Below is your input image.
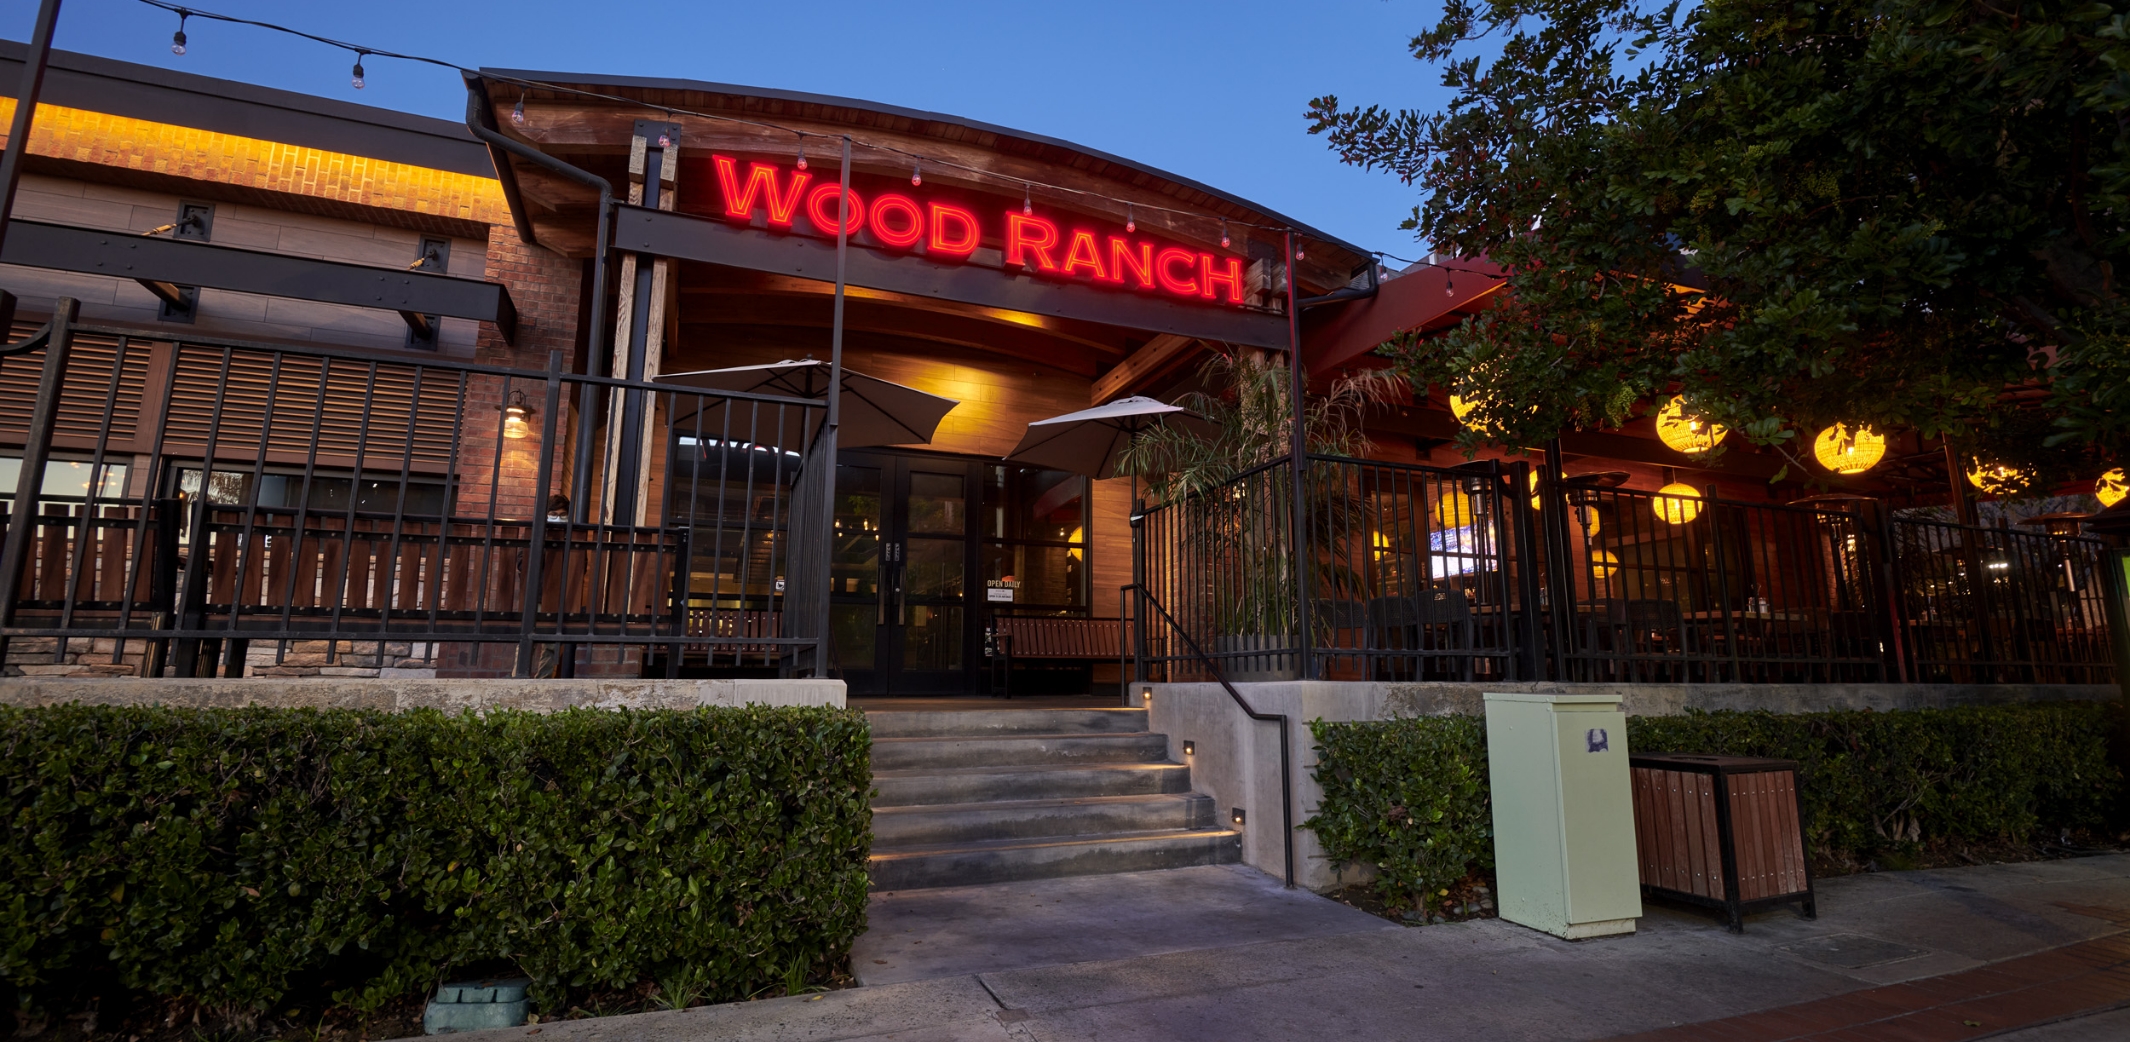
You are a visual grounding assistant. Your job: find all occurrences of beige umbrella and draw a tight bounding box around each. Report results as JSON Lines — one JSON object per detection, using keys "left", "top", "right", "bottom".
{"left": 659, "top": 359, "right": 959, "bottom": 450}
{"left": 1004, "top": 396, "right": 1213, "bottom": 479}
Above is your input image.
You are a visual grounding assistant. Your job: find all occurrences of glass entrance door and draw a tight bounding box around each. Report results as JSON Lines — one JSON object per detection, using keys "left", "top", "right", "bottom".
{"left": 830, "top": 451, "right": 979, "bottom": 694}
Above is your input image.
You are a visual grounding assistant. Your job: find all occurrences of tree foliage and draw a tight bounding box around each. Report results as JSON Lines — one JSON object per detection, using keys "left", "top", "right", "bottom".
{"left": 1308, "top": 0, "right": 2130, "bottom": 483}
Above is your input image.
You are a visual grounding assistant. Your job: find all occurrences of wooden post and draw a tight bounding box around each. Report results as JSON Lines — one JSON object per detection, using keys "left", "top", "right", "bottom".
{"left": 604, "top": 120, "right": 680, "bottom": 526}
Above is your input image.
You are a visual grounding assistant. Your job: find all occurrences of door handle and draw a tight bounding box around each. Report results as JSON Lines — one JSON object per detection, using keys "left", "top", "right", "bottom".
{"left": 880, "top": 541, "right": 902, "bottom": 626}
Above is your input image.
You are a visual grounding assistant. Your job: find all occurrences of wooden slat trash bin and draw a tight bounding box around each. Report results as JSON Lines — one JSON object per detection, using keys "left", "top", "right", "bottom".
{"left": 1628, "top": 754, "right": 1817, "bottom": 932}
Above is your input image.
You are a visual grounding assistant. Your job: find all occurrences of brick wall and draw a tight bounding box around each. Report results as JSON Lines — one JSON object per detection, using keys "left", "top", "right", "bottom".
{"left": 437, "top": 227, "right": 594, "bottom": 678}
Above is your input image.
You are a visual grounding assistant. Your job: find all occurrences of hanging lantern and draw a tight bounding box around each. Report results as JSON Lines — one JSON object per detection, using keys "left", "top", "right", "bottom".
{"left": 2097, "top": 468, "right": 2127, "bottom": 508}
{"left": 1433, "top": 489, "right": 1475, "bottom": 528}
{"left": 1655, "top": 396, "right": 1726, "bottom": 455}
{"left": 1813, "top": 424, "right": 1886, "bottom": 475}
{"left": 1448, "top": 393, "right": 1484, "bottom": 433}
{"left": 1588, "top": 548, "right": 1619, "bottom": 580}
{"left": 1966, "top": 460, "right": 2030, "bottom": 496}
{"left": 1528, "top": 470, "right": 1542, "bottom": 510}
{"left": 1653, "top": 482, "right": 1703, "bottom": 524}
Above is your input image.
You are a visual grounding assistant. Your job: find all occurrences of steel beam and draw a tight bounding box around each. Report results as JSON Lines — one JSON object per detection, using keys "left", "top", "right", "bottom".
{"left": 1, "top": 220, "right": 518, "bottom": 342}
{"left": 609, "top": 203, "right": 1292, "bottom": 350}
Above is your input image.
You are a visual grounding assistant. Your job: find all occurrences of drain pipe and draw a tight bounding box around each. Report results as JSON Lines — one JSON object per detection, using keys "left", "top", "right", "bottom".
{"left": 462, "top": 74, "right": 613, "bottom": 523}
{"left": 1133, "top": 583, "right": 1296, "bottom": 889}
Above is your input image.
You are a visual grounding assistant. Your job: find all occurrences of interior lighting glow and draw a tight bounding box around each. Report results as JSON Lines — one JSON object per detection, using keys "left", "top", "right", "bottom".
{"left": 1813, "top": 424, "right": 1886, "bottom": 475}
{"left": 1655, "top": 396, "right": 1726, "bottom": 455}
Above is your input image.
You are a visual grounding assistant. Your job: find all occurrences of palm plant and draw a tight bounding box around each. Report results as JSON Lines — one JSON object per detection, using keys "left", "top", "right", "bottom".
{"left": 1119, "top": 351, "right": 1403, "bottom": 651}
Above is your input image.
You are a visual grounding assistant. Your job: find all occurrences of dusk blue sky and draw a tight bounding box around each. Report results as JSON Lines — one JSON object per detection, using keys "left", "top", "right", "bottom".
{"left": 4, "top": 0, "right": 1456, "bottom": 255}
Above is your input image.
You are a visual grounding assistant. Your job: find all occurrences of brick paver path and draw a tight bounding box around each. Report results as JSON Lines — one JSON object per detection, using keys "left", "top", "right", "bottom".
{"left": 1606, "top": 905, "right": 2130, "bottom": 1041}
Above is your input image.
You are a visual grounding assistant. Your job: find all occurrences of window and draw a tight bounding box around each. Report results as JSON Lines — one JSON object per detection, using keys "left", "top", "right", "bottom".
{"left": 982, "top": 464, "right": 1088, "bottom": 614}
{"left": 0, "top": 458, "right": 129, "bottom": 501}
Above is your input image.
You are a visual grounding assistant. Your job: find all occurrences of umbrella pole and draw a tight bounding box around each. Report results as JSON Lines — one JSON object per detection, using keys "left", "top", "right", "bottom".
{"left": 812, "top": 136, "right": 852, "bottom": 679}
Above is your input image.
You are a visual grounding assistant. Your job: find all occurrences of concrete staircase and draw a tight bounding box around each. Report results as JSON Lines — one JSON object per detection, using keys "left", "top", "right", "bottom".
{"left": 867, "top": 706, "right": 1241, "bottom": 890}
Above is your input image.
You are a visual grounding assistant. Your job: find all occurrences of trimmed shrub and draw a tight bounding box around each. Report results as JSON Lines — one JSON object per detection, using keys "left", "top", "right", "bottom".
{"left": 1308, "top": 702, "right": 2123, "bottom": 910}
{"left": 0, "top": 703, "right": 871, "bottom": 1015}
{"left": 1307, "top": 714, "right": 1491, "bottom": 911}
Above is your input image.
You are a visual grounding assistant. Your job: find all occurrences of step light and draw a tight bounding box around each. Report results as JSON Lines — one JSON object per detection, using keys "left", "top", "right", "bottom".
{"left": 1231, "top": 808, "right": 1245, "bottom": 826}
{"left": 1182, "top": 740, "right": 1194, "bottom": 756}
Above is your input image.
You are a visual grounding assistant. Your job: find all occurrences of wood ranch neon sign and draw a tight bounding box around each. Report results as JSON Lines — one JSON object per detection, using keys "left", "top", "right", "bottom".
{"left": 712, "top": 155, "right": 1249, "bottom": 307}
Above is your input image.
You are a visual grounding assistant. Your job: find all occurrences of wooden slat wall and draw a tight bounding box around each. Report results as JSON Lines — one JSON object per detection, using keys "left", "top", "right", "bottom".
{"left": 1632, "top": 766, "right": 1724, "bottom": 899}
{"left": 1729, "top": 770, "right": 1810, "bottom": 901}
{"left": 0, "top": 325, "right": 151, "bottom": 450}
{"left": 162, "top": 346, "right": 461, "bottom": 468}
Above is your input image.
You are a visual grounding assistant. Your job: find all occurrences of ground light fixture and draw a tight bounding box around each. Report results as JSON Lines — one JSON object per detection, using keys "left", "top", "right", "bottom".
{"left": 1813, "top": 424, "right": 1886, "bottom": 475}
{"left": 1231, "top": 808, "right": 1245, "bottom": 825}
{"left": 2098, "top": 468, "right": 2127, "bottom": 508}
{"left": 1655, "top": 396, "right": 1727, "bottom": 455}
{"left": 1182, "top": 740, "right": 1194, "bottom": 756}
{"left": 1654, "top": 483, "right": 1704, "bottom": 525}
{"left": 499, "top": 390, "right": 535, "bottom": 440}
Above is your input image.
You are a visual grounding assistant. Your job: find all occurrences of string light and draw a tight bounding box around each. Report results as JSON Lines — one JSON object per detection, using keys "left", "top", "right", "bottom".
{"left": 657, "top": 130, "right": 671, "bottom": 148}
{"left": 1446, "top": 268, "right": 1456, "bottom": 297}
{"left": 128, "top": 0, "right": 1324, "bottom": 258}
{"left": 510, "top": 91, "right": 526, "bottom": 127}
{"left": 1126, "top": 204, "right": 1135, "bottom": 234}
{"left": 911, "top": 162, "right": 922, "bottom": 187}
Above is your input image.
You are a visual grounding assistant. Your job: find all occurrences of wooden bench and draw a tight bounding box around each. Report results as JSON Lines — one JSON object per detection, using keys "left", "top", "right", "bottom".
{"left": 988, "top": 615, "right": 1122, "bottom": 697}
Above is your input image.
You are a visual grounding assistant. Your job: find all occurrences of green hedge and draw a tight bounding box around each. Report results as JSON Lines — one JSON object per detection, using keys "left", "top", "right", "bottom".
{"left": 1308, "top": 702, "right": 2124, "bottom": 911}
{"left": 0, "top": 703, "right": 872, "bottom": 1015}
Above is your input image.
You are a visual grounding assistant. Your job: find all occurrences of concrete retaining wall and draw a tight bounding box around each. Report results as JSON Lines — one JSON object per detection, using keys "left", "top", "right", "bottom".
{"left": 0, "top": 677, "right": 846, "bottom": 712}
{"left": 1138, "top": 680, "right": 2123, "bottom": 892}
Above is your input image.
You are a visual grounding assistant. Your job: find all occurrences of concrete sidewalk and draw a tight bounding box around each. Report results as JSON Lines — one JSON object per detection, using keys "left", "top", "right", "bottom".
{"left": 420, "top": 854, "right": 2130, "bottom": 1041}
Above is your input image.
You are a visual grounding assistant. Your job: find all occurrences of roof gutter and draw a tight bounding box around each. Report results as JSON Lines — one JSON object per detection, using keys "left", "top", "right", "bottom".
{"left": 1298, "top": 261, "right": 1380, "bottom": 309}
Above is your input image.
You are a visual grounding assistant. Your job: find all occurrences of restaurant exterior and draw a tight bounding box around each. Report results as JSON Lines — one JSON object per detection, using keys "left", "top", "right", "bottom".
{"left": 0, "top": 43, "right": 2125, "bottom": 695}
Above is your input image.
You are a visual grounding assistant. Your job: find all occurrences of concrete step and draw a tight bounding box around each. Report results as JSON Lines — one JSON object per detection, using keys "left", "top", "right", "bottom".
{"left": 872, "top": 762, "right": 1193, "bottom": 806}
{"left": 865, "top": 707, "right": 1146, "bottom": 739}
{"left": 871, "top": 793, "right": 1215, "bottom": 846}
{"left": 868, "top": 828, "right": 1242, "bottom": 890}
{"left": 871, "top": 731, "right": 1171, "bottom": 771}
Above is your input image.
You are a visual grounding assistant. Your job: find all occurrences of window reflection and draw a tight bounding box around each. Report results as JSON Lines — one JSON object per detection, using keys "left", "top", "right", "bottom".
{"left": 982, "top": 464, "right": 1088, "bottom": 613}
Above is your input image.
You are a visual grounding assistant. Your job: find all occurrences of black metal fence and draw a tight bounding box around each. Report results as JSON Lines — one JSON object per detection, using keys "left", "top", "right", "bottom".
{"left": 1133, "top": 454, "right": 2120, "bottom": 686}
{"left": 0, "top": 303, "right": 830, "bottom": 678}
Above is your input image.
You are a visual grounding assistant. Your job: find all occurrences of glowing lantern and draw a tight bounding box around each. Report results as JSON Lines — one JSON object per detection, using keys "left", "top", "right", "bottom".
{"left": 1433, "top": 489, "right": 1475, "bottom": 528}
{"left": 2097, "top": 468, "right": 2127, "bottom": 508}
{"left": 1653, "top": 482, "right": 1704, "bottom": 524}
{"left": 1966, "top": 461, "right": 2030, "bottom": 496}
{"left": 1448, "top": 393, "right": 1487, "bottom": 433}
{"left": 1813, "top": 424, "right": 1886, "bottom": 475}
{"left": 1527, "top": 470, "right": 1541, "bottom": 510}
{"left": 1655, "top": 396, "right": 1726, "bottom": 455}
{"left": 1588, "top": 548, "right": 1619, "bottom": 579}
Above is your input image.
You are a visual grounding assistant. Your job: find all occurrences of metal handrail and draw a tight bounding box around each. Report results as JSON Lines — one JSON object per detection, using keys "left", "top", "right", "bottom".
{"left": 1129, "top": 580, "right": 1295, "bottom": 889}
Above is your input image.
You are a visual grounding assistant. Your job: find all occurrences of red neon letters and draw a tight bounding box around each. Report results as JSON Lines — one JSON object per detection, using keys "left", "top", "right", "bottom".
{"left": 929, "top": 203, "right": 980, "bottom": 257}
{"left": 715, "top": 156, "right": 810, "bottom": 227}
{"left": 710, "top": 153, "right": 1248, "bottom": 307}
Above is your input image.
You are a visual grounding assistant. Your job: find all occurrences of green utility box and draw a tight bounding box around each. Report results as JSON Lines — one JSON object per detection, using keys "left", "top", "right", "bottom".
{"left": 1484, "top": 692, "right": 1642, "bottom": 939}
{"left": 424, "top": 978, "right": 530, "bottom": 1034}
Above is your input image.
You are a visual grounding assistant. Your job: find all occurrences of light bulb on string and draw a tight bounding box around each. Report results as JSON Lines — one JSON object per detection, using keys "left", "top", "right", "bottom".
{"left": 795, "top": 141, "right": 807, "bottom": 171}
{"left": 1446, "top": 266, "right": 1456, "bottom": 297}
{"left": 171, "top": 10, "right": 188, "bottom": 55}
{"left": 1295, "top": 241, "right": 1306, "bottom": 260}
{"left": 657, "top": 130, "right": 671, "bottom": 148}
{"left": 350, "top": 52, "right": 366, "bottom": 90}
{"left": 910, "top": 162, "right": 922, "bottom": 187}
{"left": 1023, "top": 183, "right": 1032, "bottom": 216}
{"left": 510, "top": 92, "right": 526, "bottom": 127}
{"left": 1126, "top": 204, "right": 1135, "bottom": 234}
{"left": 1219, "top": 219, "right": 1230, "bottom": 249}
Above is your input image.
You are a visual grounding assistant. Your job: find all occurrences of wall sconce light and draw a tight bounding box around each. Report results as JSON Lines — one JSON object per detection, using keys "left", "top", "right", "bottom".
{"left": 1182, "top": 740, "right": 1195, "bottom": 756}
{"left": 500, "top": 389, "right": 534, "bottom": 440}
{"left": 1231, "top": 808, "right": 1245, "bottom": 826}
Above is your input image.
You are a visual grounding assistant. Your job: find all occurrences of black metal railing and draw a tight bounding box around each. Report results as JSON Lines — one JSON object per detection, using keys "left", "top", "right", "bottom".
{"left": 1133, "top": 454, "right": 2118, "bottom": 686}
{"left": 0, "top": 303, "right": 831, "bottom": 678}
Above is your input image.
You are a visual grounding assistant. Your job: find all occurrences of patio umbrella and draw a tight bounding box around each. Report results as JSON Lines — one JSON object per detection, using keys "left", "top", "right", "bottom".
{"left": 1003, "top": 396, "right": 1214, "bottom": 480}
{"left": 659, "top": 359, "right": 959, "bottom": 450}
